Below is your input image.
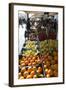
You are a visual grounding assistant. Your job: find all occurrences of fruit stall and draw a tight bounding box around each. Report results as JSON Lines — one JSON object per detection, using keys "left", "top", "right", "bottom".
{"left": 18, "top": 12, "right": 58, "bottom": 79}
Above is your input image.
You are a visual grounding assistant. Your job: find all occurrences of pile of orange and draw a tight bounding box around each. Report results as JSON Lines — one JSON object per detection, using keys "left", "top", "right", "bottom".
{"left": 19, "top": 55, "right": 41, "bottom": 67}
{"left": 42, "top": 50, "right": 58, "bottom": 77}
{"left": 18, "top": 65, "right": 43, "bottom": 79}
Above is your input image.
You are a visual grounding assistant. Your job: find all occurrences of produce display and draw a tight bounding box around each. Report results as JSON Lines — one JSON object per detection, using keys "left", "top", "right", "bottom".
{"left": 39, "top": 40, "right": 58, "bottom": 55}
{"left": 18, "top": 40, "right": 58, "bottom": 79}
{"left": 40, "top": 50, "right": 58, "bottom": 77}
{"left": 25, "top": 41, "right": 37, "bottom": 49}
{"left": 18, "top": 12, "right": 58, "bottom": 79}
{"left": 22, "top": 40, "right": 39, "bottom": 56}
{"left": 22, "top": 49, "right": 38, "bottom": 56}
{"left": 19, "top": 55, "right": 44, "bottom": 79}
{"left": 39, "top": 40, "right": 58, "bottom": 77}
{"left": 19, "top": 65, "right": 44, "bottom": 79}
{"left": 19, "top": 55, "right": 41, "bottom": 66}
{"left": 38, "top": 31, "right": 47, "bottom": 41}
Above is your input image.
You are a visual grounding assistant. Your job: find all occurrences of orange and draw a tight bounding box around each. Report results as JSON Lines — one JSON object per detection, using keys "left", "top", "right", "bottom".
{"left": 28, "top": 63, "right": 32, "bottom": 66}
{"left": 37, "top": 69, "right": 42, "bottom": 74}
{"left": 35, "top": 59, "right": 38, "bottom": 63}
{"left": 20, "top": 76, "right": 24, "bottom": 79}
{"left": 30, "top": 60, "right": 34, "bottom": 63}
{"left": 46, "top": 61, "right": 50, "bottom": 67}
{"left": 48, "top": 56, "right": 52, "bottom": 60}
{"left": 53, "top": 64, "right": 58, "bottom": 70}
{"left": 53, "top": 70, "right": 58, "bottom": 77}
{"left": 54, "top": 55, "right": 58, "bottom": 61}
{"left": 28, "top": 57, "right": 31, "bottom": 60}
{"left": 33, "top": 66, "right": 36, "bottom": 70}
{"left": 47, "top": 69, "right": 53, "bottom": 76}
{"left": 28, "top": 67, "right": 33, "bottom": 73}
{"left": 23, "top": 71, "right": 29, "bottom": 78}
{"left": 51, "top": 60, "right": 56, "bottom": 64}
{"left": 44, "top": 53, "right": 49, "bottom": 58}
{"left": 44, "top": 65, "right": 47, "bottom": 68}
{"left": 29, "top": 55, "right": 32, "bottom": 59}
{"left": 22, "top": 56, "right": 25, "bottom": 60}
{"left": 46, "top": 74, "right": 50, "bottom": 78}
{"left": 38, "top": 67, "right": 42, "bottom": 71}
{"left": 20, "top": 60, "right": 24, "bottom": 65}
{"left": 33, "top": 75, "right": 37, "bottom": 78}
{"left": 37, "top": 59, "right": 41, "bottom": 64}
{"left": 32, "top": 56, "right": 36, "bottom": 60}
{"left": 26, "top": 75, "right": 32, "bottom": 79}
{"left": 21, "top": 67, "right": 26, "bottom": 72}
{"left": 45, "top": 58, "right": 48, "bottom": 61}
{"left": 30, "top": 71, "right": 35, "bottom": 76}
{"left": 51, "top": 65, "right": 54, "bottom": 69}
{"left": 32, "top": 62, "right": 36, "bottom": 65}
{"left": 21, "top": 62, "right": 25, "bottom": 66}
{"left": 45, "top": 68, "right": 48, "bottom": 73}
{"left": 23, "top": 58, "right": 27, "bottom": 61}
{"left": 18, "top": 72, "right": 21, "bottom": 78}
{"left": 25, "top": 60, "right": 29, "bottom": 65}
{"left": 53, "top": 51, "right": 57, "bottom": 56}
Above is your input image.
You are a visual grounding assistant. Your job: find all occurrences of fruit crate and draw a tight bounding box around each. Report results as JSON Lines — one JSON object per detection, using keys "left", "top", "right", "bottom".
{"left": 19, "top": 39, "right": 58, "bottom": 78}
